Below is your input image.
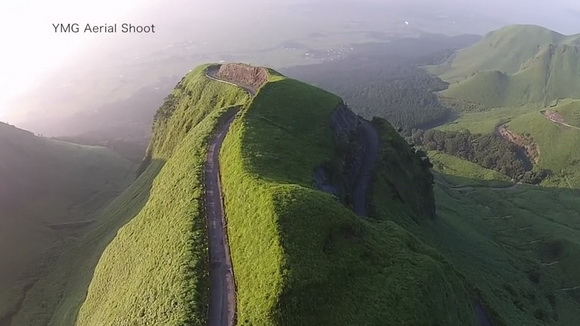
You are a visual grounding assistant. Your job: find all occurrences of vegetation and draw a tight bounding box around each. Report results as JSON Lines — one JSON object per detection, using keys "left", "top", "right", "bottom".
{"left": 219, "top": 73, "right": 479, "bottom": 325}
{"left": 8, "top": 65, "right": 249, "bottom": 325}
{"left": 0, "top": 122, "right": 133, "bottom": 324}
{"left": 281, "top": 36, "right": 483, "bottom": 130}
{"left": 428, "top": 151, "right": 512, "bottom": 187}
{"left": 430, "top": 25, "right": 580, "bottom": 108}
{"left": 429, "top": 24, "right": 580, "bottom": 82}
{"left": 551, "top": 99, "right": 580, "bottom": 128}
{"left": 413, "top": 129, "right": 534, "bottom": 181}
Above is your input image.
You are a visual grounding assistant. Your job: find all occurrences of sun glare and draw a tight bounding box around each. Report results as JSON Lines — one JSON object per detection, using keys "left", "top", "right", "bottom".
{"left": 0, "top": 0, "right": 144, "bottom": 118}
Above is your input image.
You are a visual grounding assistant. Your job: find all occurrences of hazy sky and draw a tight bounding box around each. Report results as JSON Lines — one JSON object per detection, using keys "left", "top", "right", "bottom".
{"left": 0, "top": 0, "right": 148, "bottom": 116}
{"left": 1, "top": 0, "right": 580, "bottom": 118}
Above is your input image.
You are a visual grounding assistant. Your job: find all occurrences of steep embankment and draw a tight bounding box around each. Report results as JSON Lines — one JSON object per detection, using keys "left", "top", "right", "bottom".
{"left": 74, "top": 66, "right": 251, "bottom": 326}
{"left": 0, "top": 122, "right": 132, "bottom": 324}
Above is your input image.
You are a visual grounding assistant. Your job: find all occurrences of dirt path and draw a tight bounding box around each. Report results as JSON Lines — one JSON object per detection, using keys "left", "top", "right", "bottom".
{"left": 204, "top": 65, "right": 257, "bottom": 326}
{"left": 352, "top": 120, "right": 380, "bottom": 216}
{"left": 540, "top": 110, "right": 580, "bottom": 131}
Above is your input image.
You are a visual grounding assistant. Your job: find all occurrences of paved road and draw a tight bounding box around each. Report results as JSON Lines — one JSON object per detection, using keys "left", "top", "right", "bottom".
{"left": 205, "top": 109, "right": 239, "bottom": 326}
{"left": 352, "top": 119, "right": 380, "bottom": 216}
{"left": 204, "top": 65, "right": 256, "bottom": 326}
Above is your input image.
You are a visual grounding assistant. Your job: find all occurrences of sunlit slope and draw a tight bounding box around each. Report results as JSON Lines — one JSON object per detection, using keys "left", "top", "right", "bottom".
{"left": 441, "top": 43, "right": 580, "bottom": 107}
{"left": 0, "top": 122, "right": 132, "bottom": 323}
{"left": 9, "top": 65, "right": 250, "bottom": 326}
{"left": 551, "top": 99, "right": 580, "bottom": 128}
{"left": 76, "top": 64, "right": 480, "bottom": 325}
{"left": 507, "top": 111, "right": 580, "bottom": 188}
{"left": 430, "top": 25, "right": 580, "bottom": 82}
{"left": 219, "top": 75, "right": 477, "bottom": 325}
{"left": 72, "top": 66, "right": 250, "bottom": 326}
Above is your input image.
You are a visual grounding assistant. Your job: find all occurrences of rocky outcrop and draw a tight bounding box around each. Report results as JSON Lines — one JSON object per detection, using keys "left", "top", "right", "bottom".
{"left": 314, "top": 104, "right": 369, "bottom": 207}
{"left": 216, "top": 63, "right": 268, "bottom": 90}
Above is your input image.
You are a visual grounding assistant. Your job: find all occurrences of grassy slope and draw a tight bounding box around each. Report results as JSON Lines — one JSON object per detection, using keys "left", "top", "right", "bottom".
{"left": 10, "top": 65, "right": 249, "bottom": 326}
{"left": 552, "top": 98, "right": 580, "bottom": 128}
{"left": 0, "top": 122, "right": 132, "bottom": 322}
{"left": 428, "top": 151, "right": 511, "bottom": 186}
{"left": 507, "top": 112, "right": 580, "bottom": 188}
{"left": 424, "top": 110, "right": 580, "bottom": 324}
{"left": 441, "top": 43, "right": 580, "bottom": 108}
{"left": 220, "top": 75, "right": 477, "bottom": 325}
{"left": 423, "top": 173, "right": 580, "bottom": 325}
{"left": 74, "top": 65, "right": 250, "bottom": 326}
{"left": 431, "top": 25, "right": 580, "bottom": 82}
{"left": 430, "top": 25, "right": 580, "bottom": 108}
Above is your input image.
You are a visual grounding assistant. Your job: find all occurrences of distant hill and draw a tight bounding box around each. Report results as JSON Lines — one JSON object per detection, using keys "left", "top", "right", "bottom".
{"left": 0, "top": 122, "right": 132, "bottom": 323}
{"left": 429, "top": 25, "right": 580, "bottom": 107}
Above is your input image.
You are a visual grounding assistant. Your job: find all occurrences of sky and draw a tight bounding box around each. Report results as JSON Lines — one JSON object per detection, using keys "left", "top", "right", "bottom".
{"left": 0, "top": 0, "right": 148, "bottom": 117}
{"left": 1, "top": 0, "right": 580, "bottom": 119}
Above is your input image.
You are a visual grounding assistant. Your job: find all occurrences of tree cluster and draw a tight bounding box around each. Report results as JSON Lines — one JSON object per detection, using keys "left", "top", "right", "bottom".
{"left": 413, "top": 129, "right": 529, "bottom": 180}
{"left": 283, "top": 44, "right": 453, "bottom": 130}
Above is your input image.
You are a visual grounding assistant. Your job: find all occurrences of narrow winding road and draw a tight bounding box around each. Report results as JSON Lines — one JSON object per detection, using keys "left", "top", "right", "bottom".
{"left": 352, "top": 120, "right": 380, "bottom": 216}
{"left": 205, "top": 110, "right": 238, "bottom": 326}
{"left": 204, "top": 65, "right": 256, "bottom": 326}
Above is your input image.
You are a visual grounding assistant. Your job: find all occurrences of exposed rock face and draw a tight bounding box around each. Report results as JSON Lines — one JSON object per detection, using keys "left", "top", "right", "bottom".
{"left": 314, "top": 104, "right": 367, "bottom": 205}
{"left": 329, "top": 104, "right": 367, "bottom": 193}
{"left": 497, "top": 124, "right": 540, "bottom": 164}
{"left": 216, "top": 63, "right": 268, "bottom": 90}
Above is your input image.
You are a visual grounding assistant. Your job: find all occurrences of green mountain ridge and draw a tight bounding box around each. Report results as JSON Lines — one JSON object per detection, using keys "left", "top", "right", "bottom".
{"left": 6, "top": 64, "right": 492, "bottom": 325}
{"left": 7, "top": 57, "right": 580, "bottom": 326}
{"left": 429, "top": 25, "right": 580, "bottom": 108}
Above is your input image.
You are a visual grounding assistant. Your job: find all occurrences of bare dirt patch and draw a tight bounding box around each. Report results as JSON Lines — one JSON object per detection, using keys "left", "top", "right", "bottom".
{"left": 216, "top": 63, "right": 269, "bottom": 91}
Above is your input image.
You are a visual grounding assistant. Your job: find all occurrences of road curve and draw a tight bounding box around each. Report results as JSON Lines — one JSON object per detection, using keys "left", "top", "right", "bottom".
{"left": 204, "top": 65, "right": 257, "bottom": 326}
{"left": 352, "top": 120, "right": 380, "bottom": 216}
{"left": 205, "top": 109, "right": 239, "bottom": 326}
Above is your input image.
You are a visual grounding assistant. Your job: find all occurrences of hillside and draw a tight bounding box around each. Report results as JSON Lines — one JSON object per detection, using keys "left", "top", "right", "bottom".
{"left": 11, "top": 59, "right": 580, "bottom": 325}
{"left": 429, "top": 25, "right": 580, "bottom": 108}
{"left": 6, "top": 63, "right": 495, "bottom": 325}
{"left": 431, "top": 25, "right": 580, "bottom": 81}
{"left": 0, "top": 122, "right": 132, "bottom": 324}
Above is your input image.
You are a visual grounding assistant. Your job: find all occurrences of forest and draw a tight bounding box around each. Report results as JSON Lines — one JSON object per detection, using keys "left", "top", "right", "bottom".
{"left": 412, "top": 129, "right": 549, "bottom": 184}
{"left": 282, "top": 35, "right": 480, "bottom": 130}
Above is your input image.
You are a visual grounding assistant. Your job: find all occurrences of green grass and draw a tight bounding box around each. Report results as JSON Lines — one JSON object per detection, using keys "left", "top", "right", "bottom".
{"left": 552, "top": 98, "right": 580, "bottom": 128}
{"left": 507, "top": 112, "right": 580, "bottom": 188}
{"left": 430, "top": 25, "right": 580, "bottom": 108}
{"left": 73, "top": 66, "right": 249, "bottom": 325}
{"left": 9, "top": 65, "right": 249, "bottom": 326}
{"left": 429, "top": 151, "right": 512, "bottom": 186}
{"left": 429, "top": 25, "right": 580, "bottom": 82}
{"left": 0, "top": 122, "right": 133, "bottom": 323}
{"left": 435, "top": 104, "right": 580, "bottom": 189}
{"left": 426, "top": 175, "right": 580, "bottom": 325}
{"left": 219, "top": 74, "right": 478, "bottom": 325}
